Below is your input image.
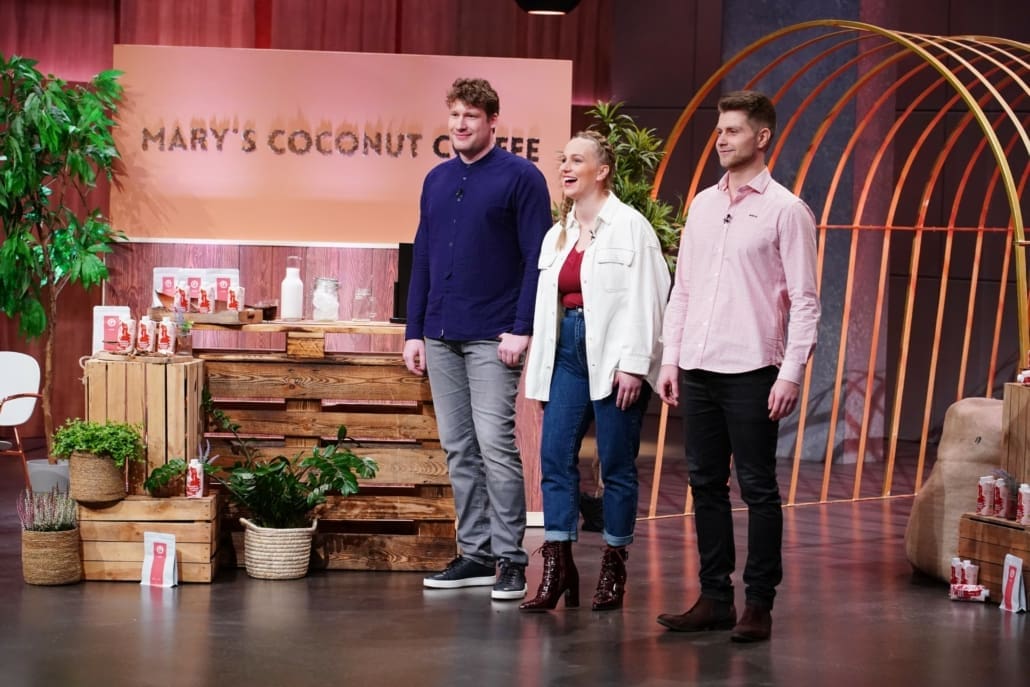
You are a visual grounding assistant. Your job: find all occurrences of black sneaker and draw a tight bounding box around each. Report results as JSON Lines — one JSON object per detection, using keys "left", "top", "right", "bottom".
{"left": 423, "top": 556, "right": 496, "bottom": 589}
{"left": 491, "top": 558, "right": 527, "bottom": 600}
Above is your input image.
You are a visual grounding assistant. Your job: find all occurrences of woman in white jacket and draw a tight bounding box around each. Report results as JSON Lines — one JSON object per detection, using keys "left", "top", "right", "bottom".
{"left": 521, "top": 131, "right": 670, "bottom": 612}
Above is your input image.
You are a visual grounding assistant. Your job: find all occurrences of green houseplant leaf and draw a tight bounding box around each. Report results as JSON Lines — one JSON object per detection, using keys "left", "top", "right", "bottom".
{"left": 0, "top": 53, "right": 125, "bottom": 448}
{"left": 580, "top": 101, "right": 685, "bottom": 273}
{"left": 52, "top": 418, "right": 144, "bottom": 469}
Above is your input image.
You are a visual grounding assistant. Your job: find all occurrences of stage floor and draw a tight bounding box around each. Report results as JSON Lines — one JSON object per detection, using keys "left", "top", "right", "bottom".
{"left": 0, "top": 447, "right": 1022, "bottom": 687}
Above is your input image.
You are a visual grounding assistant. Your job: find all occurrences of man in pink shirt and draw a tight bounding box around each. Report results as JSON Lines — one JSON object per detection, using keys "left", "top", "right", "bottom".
{"left": 655, "top": 91, "right": 820, "bottom": 642}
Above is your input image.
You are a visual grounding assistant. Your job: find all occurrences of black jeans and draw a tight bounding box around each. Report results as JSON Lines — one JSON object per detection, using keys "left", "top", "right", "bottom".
{"left": 680, "top": 367, "right": 783, "bottom": 609}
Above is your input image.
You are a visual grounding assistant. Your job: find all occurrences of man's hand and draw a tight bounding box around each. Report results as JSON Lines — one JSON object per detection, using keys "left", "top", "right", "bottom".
{"left": 657, "top": 364, "right": 679, "bottom": 406}
{"left": 403, "top": 339, "right": 426, "bottom": 376}
{"left": 768, "top": 378, "right": 800, "bottom": 420}
{"left": 497, "top": 333, "right": 530, "bottom": 368}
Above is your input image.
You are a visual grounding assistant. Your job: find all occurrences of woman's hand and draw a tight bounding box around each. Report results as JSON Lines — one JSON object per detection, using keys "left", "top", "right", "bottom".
{"left": 613, "top": 370, "right": 643, "bottom": 410}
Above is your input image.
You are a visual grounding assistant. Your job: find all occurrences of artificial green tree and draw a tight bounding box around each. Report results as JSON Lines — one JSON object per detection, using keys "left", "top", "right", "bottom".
{"left": 585, "top": 101, "right": 684, "bottom": 272}
{"left": 0, "top": 54, "right": 124, "bottom": 449}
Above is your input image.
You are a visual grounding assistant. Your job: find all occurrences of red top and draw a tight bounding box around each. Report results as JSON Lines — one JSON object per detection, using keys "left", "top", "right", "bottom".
{"left": 558, "top": 247, "right": 585, "bottom": 308}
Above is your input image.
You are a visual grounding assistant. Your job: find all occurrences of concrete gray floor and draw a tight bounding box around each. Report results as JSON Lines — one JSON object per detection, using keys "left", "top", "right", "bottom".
{"left": 1, "top": 457, "right": 1025, "bottom": 687}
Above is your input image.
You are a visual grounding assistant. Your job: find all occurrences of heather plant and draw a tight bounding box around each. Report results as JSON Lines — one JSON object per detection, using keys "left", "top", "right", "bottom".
{"left": 17, "top": 487, "right": 76, "bottom": 531}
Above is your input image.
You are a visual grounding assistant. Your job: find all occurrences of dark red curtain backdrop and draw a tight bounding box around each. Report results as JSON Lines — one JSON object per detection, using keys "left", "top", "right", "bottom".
{"left": 1, "top": 0, "right": 612, "bottom": 102}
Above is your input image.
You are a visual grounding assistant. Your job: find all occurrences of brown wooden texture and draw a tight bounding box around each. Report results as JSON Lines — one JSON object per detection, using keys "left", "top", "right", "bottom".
{"left": 202, "top": 324, "right": 457, "bottom": 570}
{"left": 78, "top": 495, "right": 221, "bottom": 583}
{"left": 78, "top": 495, "right": 219, "bottom": 521}
{"left": 83, "top": 358, "right": 203, "bottom": 494}
{"left": 315, "top": 533, "right": 460, "bottom": 572}
{"left": 317, "top": 487, "right": 456, "bottom": 521}
{"left": 1002, "top": 384, "right": 1030, "bottom": 484}
{"left": 957, "top": 513, "right": 1030, "bottom": 603}
{"left": 82, "top": 560, "right": 217, "bottom": 584}
{"left": 203, "top": 356, "right": 431, "bottom": 401}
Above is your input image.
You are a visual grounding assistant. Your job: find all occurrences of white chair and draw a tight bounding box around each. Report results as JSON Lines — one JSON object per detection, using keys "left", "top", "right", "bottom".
{"left": 0, "top": 351, "right": 43, "bottom": 488}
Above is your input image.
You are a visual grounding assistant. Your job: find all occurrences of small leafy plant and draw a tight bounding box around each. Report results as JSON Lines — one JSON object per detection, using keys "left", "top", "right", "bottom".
{"left": 17, "top": 487, "right": 76, "bottom": 531}
{"left": 143, "top": 440, "right": 219, "bottom": 495}
{"left": 52, "top": 419, "right": 144, "bottom": 469}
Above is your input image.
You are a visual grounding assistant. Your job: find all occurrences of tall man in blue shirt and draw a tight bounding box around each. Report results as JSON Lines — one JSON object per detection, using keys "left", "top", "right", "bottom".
{"left": 403, "top": 78, "right": 552, "bottom": 600}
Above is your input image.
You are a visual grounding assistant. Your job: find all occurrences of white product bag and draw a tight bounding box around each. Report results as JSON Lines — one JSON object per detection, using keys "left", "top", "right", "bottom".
{"left": 999, "top": 553, "right": 1026, "bottom": 613}
{"left": 140, "top": 532, "right": 178, "bottom": 588}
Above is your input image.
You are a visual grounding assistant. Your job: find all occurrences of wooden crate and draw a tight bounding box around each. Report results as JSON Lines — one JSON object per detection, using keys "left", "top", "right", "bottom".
{"left": 197, "top": 322, "right": 457, "bottom": 572}
{"left": 78, "top": 495, "right": 221, "bottom": 583}
{"left": 957, "top": 513, "right": 1030, "bottom": 603}
{"left": 1002, "top": 383, "right": 1030, "bottom": 484}
{"left": 83, "top": 356, "right": 204, "bottom": 494}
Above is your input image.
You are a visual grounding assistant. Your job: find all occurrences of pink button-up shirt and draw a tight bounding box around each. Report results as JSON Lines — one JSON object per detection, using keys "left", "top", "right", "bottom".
{"left": 661, "top": 168, "right": 820, "bottom": 384}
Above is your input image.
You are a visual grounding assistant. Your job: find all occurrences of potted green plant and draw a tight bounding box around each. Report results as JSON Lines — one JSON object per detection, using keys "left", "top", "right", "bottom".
{"left": 53, "top": 418, "right": 144, "bottom": 504}
{"left": 213, "top": 415, "right": 378, "bottom": 579}
{"left": 143, "top": 440, "right": 219, "bottom": 498}
{"left": 0, "top": 54, "right": 125, "bottom": 453}
{"left": 17, "top": 486, "right": 82, "bottom": 585}
{"left": 584, "top": 101, "right": 684, "bottom": 272}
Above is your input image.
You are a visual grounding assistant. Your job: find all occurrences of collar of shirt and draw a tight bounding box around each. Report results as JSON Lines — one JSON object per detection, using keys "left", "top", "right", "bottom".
{"left": 717, "top": 167, "right": 772, "bottom": 197}
{"left": 568, "top": 192, "right": 619, "bottom": 239}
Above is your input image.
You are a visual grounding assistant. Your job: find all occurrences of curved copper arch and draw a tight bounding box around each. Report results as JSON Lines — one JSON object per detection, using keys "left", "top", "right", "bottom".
{"left": 646, "top": 21, "right": 1029, "bottom": 514}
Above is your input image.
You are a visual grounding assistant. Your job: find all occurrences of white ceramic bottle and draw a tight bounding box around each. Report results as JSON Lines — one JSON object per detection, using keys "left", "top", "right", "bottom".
{"left": 280, "top": 255, "right": 303, "bottom": 320}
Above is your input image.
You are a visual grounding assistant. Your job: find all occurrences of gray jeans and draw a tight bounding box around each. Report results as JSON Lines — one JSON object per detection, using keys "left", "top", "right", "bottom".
{"left": 425, "top": 338, "right": 528, "bottom": 566}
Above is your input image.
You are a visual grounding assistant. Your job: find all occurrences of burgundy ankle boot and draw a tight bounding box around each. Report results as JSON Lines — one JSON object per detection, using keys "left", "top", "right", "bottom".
{"left": 519, "top": 541, "right": 579, "bottom": 611}
{"left": 592, "top": 546, "right": 628, "bottom": 610}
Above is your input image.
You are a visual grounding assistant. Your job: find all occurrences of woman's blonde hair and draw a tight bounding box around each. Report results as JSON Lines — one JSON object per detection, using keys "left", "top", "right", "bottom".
{"left": 556, "top": 130, "right": 616, "bottom": 250}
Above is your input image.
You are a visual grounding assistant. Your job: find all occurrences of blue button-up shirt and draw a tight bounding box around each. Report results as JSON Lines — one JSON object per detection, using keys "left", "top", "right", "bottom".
{"left": 405, "top": 146, "right": 552, "bottom": 341}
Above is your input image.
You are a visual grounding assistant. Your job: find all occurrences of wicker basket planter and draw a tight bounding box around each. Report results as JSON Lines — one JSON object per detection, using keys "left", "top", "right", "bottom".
{"left": 241, "top": 517, "right": 317, "bottom": 580}
{"left": 22, "top": 527, "right": 82, "bottom": 585}
{"left": 69, "top": 451, "right": 126, "bottom": 504}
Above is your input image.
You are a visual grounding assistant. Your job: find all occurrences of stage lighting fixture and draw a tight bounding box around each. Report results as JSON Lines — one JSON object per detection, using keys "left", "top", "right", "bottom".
{"left": 515, "top": 0, "right": 582, "bottom": 16}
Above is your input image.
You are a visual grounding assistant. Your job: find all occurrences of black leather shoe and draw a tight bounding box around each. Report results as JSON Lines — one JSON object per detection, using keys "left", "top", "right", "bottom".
{"left": 730, "top": 604, "right": 772, "bottom": 642}
{"left": 657, "top": 596, "right": 737, "bottom": 632}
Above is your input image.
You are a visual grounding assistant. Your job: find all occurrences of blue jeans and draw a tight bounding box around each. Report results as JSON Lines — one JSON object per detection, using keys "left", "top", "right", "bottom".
{"left": 539, "top": 310, "right": 650, "bottom": 547}
{"left": 680, "top": 366, "right": 783, "bottom": 609}
{"left": 425, "top": 338, "right": 528, "bottom": 566}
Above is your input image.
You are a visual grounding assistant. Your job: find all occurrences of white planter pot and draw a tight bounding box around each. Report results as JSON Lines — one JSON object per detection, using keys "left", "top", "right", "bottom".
{"left": 27, "top": 459, "right": 70, "bottom": 493}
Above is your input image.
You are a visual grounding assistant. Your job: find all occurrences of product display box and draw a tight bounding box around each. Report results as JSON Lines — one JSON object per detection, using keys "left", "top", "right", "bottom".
{"left": 78, "top": 495, "right": 221, "bottom": 583}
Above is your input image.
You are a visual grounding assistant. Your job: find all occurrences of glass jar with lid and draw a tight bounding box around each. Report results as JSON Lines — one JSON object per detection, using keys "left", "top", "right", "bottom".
{"left": 352, "top": 287, "right": 377, "bottom": 321}
{"left": 311, "top": 277, "right": 340, "bottom": 321}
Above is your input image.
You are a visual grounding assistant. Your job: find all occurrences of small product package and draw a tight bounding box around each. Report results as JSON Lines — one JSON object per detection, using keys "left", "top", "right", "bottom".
{"left": 92, "top": 305, "right": 131, "bottom": 353}
{"left": 136, "top": 315, "right": 156, "bottom": 354}
{"left": 156, "top": 317, "right": 177, "bottom": 355}
{"left": 999, "top": 554, "right": 1026, "bottom": 613}
{"left": 227, "top": 285, "right": 245, "bottom": 312}
{"left": 949, "top": 583, "right": 989, "bottom": 602}
{"left": 185, "top": 458, "right": 205, "bottom": 498}
{"left": 1019, "top": 484, "right": 1030, "bottom": 526}
{"left": 977, "top": 475, "right": 995, "bottom": 515}
{"left": 963, "top": 560, "right": 979, "bottom": 586}
{"left": 140, "top": 532, "right": 178, "bottom": 588}
{"left": 115, "top": 316, "right": 136, "bottom": 354}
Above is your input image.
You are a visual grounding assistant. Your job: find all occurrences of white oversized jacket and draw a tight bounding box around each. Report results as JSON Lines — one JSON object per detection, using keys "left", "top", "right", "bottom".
{"left": 524, "top": 193, "right": 671, "bottom": 402}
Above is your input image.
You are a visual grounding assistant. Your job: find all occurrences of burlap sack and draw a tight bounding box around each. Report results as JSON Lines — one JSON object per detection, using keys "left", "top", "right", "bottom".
{"left": 904, "top": 397, "right": 1002, "bottom": 581}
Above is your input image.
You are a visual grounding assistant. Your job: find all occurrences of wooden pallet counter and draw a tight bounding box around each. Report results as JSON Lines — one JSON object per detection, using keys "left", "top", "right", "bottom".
{"left": 193, "top": 320, "right": 457, "bottom": 571}
{"left": 78, "top": 495, "right": 221, "bottom": 583}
